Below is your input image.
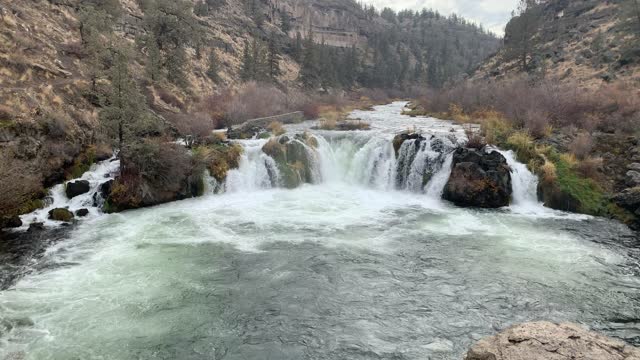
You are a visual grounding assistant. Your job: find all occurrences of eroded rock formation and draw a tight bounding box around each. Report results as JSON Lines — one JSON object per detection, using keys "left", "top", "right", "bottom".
{"left": 465, "top": 321, "right": 640, "bottom": 360}
{"left": 443, "top": 147, "right": 512, "bottom": 208}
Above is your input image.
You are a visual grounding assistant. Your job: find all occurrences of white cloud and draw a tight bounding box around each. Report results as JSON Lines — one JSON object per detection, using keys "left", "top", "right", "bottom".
{"left": 360, "top": 0, "right": 519, "bottom": 35}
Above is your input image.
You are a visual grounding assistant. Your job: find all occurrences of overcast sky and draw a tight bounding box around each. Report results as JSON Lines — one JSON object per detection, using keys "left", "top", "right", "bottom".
{"left": 361, "top": 0, "right": 519, "bottom": 36}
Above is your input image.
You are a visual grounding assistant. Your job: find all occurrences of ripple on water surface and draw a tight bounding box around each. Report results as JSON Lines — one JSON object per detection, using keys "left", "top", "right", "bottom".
{"left": 0, "top": 183, "right": 639, "bottom": 360}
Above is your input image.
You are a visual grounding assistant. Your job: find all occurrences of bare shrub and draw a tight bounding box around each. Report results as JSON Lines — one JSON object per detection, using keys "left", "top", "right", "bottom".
{"left": 301, "top": 102, "right": 320, "bottom": 119}
{"left": 226, "top": 82, "right": 287, "bottom": 124}
{"left": 539, "top": 159, "right": 557, "bottom": 184}
{"left": 569, "top": 132, "right": 594, "bottom": 160}
{"left": 61, "top": 41, "right": 86, "bottom": 58}
{"left": 157, "top": 87, "right": 186, "bottom": 111}
{"left": 577, "top": 156, "right": 603, "bottom": 180}
{"left": 360, "top": 88, "right": 390, "bottom": 103}
{"left": 44, "top": 111, "right": 70, "bottom": 139}
{"left": 199, "top": 90, "right": 234, "bottom": 129}
{"left": 423, "top": 77, "right": 640, "bottom": 137}
{"left": 123, "top": 140, "right": 193, "bottom": 193}
{"left": 465, "top": 128, "right": 486, "bottom": 149}
{"left": 168, "top": 113, "right": 214, "bottom": 147}
{"left": 268, "top": 121, "right": 285, "bottom": 136}
{"left": 522, "top": 108, "right": 551, "bottom": 139}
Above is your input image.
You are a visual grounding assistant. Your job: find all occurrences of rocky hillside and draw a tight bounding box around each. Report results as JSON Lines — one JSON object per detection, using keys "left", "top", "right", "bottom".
{"left": 0, "top": 0, "right": 503, "bottom": 228}
{"left": 474, "top": 0, "right": 640, "bottom": 86}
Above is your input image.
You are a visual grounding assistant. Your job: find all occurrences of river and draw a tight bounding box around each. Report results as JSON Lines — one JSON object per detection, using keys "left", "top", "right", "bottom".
{"left": 1, "top": 102, "right": 639, "bottom": 359}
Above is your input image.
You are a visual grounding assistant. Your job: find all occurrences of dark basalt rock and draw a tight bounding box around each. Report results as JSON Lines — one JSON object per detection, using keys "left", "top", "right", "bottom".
{"left": 65, "top": 180, "right": 90, "bottom": 199}
{"left": 0, "top": 216, "right": 22, "bottom": 229}
{"left": 443, "top": 147, "right": 512, "bottom": 208}
{"left": 75, "top": 208, "right": 90, "bottom": 217}
{"left": 392, "top": 133, "right": 425, "bottom": 156}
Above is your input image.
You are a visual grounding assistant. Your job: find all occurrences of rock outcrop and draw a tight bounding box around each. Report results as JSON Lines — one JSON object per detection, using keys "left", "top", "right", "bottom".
{"left": 48, "top": 208, "right": 74, "bottom": 222}
{"left": 65, "top": 180, "right": 91, "bottom": 199}
{"left": 465, "top": 321, "right": 640, "bottom": 360}
{"left": 262, "top": 134, "right": 318, "bottom": 189}
{"left": 75, "top": 208, "right": 89, "bottom": 217}
{"left": 443, "top": 147, "right": 512, "bottom": 208}
{"left": 0, "top": 216, "right": 22, "bottom": 229}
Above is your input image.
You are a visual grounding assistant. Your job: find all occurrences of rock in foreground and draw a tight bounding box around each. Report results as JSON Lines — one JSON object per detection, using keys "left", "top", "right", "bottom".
{"left": 443, "top": 147, "right": 512, "bottom": 208}
{"left": 48, "top": 208, "right": 74, "bottom": 222}
{"left": 66, "top": 180, "right": 91, "bottom": 199}
{"left": 465, "top": 321, "right": 640, "bottom": 360}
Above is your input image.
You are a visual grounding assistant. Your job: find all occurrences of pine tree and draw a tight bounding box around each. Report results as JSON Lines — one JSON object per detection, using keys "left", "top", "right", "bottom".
{"left": 146, "top": 35, "right": 162, "bottom": 82}
{"left": 240, "top": 40, "right": 253, "bottom": 81}
{"left": 207, "top": 49, "right": 220, "bottom": 82}
{"left": 194, "top": 1, "right": 208, "bottom": 17}
{"left": 267, "top": 34, "right": 282, "bottom": 82}
{"left": 280, "top": 11, "right": 292, "bottom": 33}
{"left": 100, "top": 47, "right": 150, "bottom": 157}
{"left": 166, "top": 46, "right": 188, "bottom": 87}
{"left": 299, "top": 32, "right": 320, "bottom": 89}
{"left": 250, "top": 39, "right": 268, "bottom": 81}
{"left": 294, "top": 32, "right": 303, "bottom": 62}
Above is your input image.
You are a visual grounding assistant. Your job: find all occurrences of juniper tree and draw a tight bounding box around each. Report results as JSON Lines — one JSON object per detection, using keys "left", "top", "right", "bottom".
{"left": 207, "top": 49, "right": 220, "bottom": 82}
{"left": 280, "top": 11, "right": 292, "bottom": 33}
{"left": 267, "top": 33, "right": 282, "bottom": 82}
{"left": 240, "top": 40, "right": 253, "bottom": 81}
{"left": 100, "top": 47, "right": 152, "bottom": 158}
{"left": 299, "top": 32, "right": 320, "bottom": 89}
{"left": 145, "top": 35, "right": 162, "bottom": 82}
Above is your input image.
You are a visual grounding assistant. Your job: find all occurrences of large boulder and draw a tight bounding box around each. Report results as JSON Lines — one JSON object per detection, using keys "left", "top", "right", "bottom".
{"left": 48, "top": 208, "right": 74, "bottom": 222}
{"left": 103, "top": 143, "right": 207, "bottom": 213}
{"left": 66, "top": 180, "right": 90, "bottom": 199}
{"left": 613, "top": 187, "right": 640, "bottom": 213}
{"left": 465, "top": 321, "right": 640, "bottom": 360}
{"left": 262, "top": 134, "right": 317, "bottom": 189}
{"left": 443, "top": 147, "right": 512, "bottom": 208}
{"left": 0, "top": 215, "right": 22, "bottom": 228}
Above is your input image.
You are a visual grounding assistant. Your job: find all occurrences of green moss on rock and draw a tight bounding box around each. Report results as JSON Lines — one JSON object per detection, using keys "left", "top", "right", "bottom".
{"left": 48, "top": 208, "right": 74, "bottom": 222}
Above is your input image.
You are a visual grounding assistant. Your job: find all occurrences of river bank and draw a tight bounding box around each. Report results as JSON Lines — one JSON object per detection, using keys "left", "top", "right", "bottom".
{"left": 1, "top": 102, "right": 638, "bottom": 359}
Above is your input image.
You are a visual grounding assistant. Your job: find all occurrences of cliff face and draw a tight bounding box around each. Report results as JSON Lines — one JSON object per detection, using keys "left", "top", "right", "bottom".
{"left": 474, "top": 0, "right": 640, "bottom": 86}
{"left": 269, "top": 0, "right": 369, "bottom": 47}
{"left": 0, "top": 0, "right": 500, "bottom": 227}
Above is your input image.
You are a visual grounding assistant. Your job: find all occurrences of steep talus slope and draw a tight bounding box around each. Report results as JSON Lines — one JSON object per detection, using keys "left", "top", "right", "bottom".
{"left": 0, "top": 0, "right": 500, "bottom": 228}
{"left": 474, "top": 0, "right": 640, "bottom": 86}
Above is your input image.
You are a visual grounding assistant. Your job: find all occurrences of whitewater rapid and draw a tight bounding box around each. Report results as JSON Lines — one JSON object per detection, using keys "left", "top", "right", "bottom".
{"left": 1, "top": 102, "right": 638, "bottom": 360}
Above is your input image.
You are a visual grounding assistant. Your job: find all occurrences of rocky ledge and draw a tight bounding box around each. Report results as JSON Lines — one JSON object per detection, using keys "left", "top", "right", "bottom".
{"left": 465, "top": 321, "right": 640, "bottom": 360}
{"left": 443, "top": 147, "right": 512, "bottom": 208}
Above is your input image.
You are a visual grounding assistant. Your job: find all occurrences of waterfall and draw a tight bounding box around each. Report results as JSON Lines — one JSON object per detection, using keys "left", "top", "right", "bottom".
{"left": 395, "top": 137, "right": 452, "bottom": 192}
{"left": 225, "top": 139, "right": 280, "bottom": 192}
{"left": 496, "top": 149, "right": 547, "bottom": 213}
{"left": 424, "top": 153, "right": 454, "bottom": 199}
{"left": 19, "top": 156, "right": 120, "bottom": 229}
{"left": 227, "top": 133, "right": 456, "bottom": 195}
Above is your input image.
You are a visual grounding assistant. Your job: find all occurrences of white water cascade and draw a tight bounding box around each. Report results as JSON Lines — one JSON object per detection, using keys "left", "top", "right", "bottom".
{"left": 18, "top": 157, "right": 120, "bottom": 229}
{"left": 224, "top": 139, "right": 281, "bottom": 193}
{"left": 223, "top": 131, "right": 459, "bottom": 199}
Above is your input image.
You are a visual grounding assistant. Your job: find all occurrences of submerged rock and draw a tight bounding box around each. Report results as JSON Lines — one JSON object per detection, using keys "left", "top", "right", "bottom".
{"left": 465, "top": 321, "right": 640, "bottom": 360}
{"left": 443, "top": 147, "right": 512, "bottom": 208}
{"left": 48, "top": 208, "right": 74, "bottom": 222}
{"left": 65, "top": 180, "right": 90, "bottom": 199}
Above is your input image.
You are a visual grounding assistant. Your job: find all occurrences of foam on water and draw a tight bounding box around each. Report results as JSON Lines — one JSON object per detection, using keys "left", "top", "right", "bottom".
{"left": 17, "top": 157, "right": 120, "bottom": 230}
{"left": 2, "top": 102, "right": 635, "bottom": 360}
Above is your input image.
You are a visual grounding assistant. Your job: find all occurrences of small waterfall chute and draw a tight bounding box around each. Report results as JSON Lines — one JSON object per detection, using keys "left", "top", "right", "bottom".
{"left": 494, "top": 149, "right": 552, "bottom": 214}
{"left": 225, "top": 139, "right": 281, "bottom": 192}
{"left": 19, "top": 156, "right": 120, "bottom": 229}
